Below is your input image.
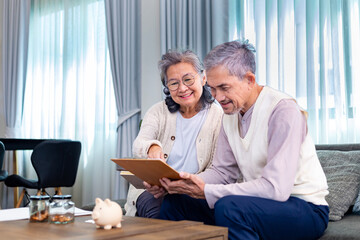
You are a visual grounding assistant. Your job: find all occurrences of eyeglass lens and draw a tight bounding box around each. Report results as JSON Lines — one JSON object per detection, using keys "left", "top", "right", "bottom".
{"left": 167, "top": 74, "right": 196, "bottom": 91}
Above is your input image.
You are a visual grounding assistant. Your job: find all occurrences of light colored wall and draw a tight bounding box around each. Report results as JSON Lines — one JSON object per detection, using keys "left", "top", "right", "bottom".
{"left": 0, "top": 0, "right": 5, "bottom": 137}
{"left": 140, "top": 0, "right": 162, "bottom": 118}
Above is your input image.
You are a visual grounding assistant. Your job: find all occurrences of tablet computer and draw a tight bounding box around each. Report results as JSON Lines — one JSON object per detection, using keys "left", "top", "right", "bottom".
{"left": 111, "top": 158, "right": 182, "bottom": 186}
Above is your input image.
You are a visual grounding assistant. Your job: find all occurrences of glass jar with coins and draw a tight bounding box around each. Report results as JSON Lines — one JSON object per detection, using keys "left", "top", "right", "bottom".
{"left": 29, "top": 195, "right": 50, "bottom": 222}
{"left": 49, "top": 195, "right": 75, "bottom": 224}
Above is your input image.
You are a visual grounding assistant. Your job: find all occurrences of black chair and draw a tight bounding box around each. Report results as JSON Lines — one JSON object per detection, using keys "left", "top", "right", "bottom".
{"left": 0, "top": 141, "right": 8, "bottom": 182}
{"left": 5, "top": 140, "right": 81, "bottom": 207}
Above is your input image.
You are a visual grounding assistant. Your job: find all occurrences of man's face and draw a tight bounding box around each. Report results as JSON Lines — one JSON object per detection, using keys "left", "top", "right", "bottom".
{"left": 207, "top": 65, "right": 252, "bottom": 115}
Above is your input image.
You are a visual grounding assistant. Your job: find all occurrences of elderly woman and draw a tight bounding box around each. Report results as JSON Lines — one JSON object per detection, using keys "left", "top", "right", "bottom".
{"left": 124, "top": 50, "right": 223, "bottom": 218}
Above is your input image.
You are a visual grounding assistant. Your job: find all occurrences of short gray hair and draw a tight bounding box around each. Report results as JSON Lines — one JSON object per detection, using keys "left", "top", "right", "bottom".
{"left": 158, "top": 50, "right": 204, "bottom": 87}
{"left": 204, "top": 40, "right": 256, "bottom": 79}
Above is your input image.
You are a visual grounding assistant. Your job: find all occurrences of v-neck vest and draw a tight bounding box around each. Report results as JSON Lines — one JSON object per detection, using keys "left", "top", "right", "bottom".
{"left": 223, "top": 86, "right": 291, "bottom": 181}
{"left": 223, "top": 86, "right": 328, "bottom": 205}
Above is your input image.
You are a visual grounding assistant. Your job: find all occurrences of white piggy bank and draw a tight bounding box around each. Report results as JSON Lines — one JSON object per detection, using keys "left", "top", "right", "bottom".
{"left": 92, "top": 198, "right": 123, "bottom": 230}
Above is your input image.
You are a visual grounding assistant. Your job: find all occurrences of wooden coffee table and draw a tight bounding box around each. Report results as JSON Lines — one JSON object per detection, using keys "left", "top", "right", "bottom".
{"left": 0, "top": 215, "right": 228, "bottom": 239}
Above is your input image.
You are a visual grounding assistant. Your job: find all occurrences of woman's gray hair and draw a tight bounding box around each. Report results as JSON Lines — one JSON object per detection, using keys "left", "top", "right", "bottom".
{"left": 204, "top": 40, "right": 256, "bottom": 79}
{"left": 158, "top": 49, "right": 214, "bottom": 113}
{"left": 158, "top": 50, "right": 204, "bottom": 87}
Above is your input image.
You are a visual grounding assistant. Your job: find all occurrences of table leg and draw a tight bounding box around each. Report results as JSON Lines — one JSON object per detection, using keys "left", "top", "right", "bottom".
{"left": 13, "top": 151, "right": 19, "bottom": 208}
{"left": 16, "top": 190, "right": 25, "bottom": 208}
{"left": 55, "top": 187, "right": 62, "bottom": 195}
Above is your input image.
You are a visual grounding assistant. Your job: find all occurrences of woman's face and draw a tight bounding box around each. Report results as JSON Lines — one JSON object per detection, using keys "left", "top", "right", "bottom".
{"left": 166, "top": 62, "right": 206, "bottom": 111}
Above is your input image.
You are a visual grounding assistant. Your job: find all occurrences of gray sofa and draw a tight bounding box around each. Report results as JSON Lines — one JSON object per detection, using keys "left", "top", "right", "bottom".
{"left": 82, "top": 144, "right": 360, "bottom": 239}
{"left": 316, "top": 144, "right": 360, "bottom": 240}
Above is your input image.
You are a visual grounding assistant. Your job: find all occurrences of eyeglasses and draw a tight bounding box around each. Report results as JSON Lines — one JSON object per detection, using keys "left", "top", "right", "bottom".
{"left": 166, "top": 73, "right": 198, "bottom": 91}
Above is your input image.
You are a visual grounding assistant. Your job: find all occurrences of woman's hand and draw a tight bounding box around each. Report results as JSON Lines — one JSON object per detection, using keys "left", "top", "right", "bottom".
{"left": 147, "top": 144, "right": 165, "bottom": 161}
{"left": 144, "top": 181, "right": 167, "bottom": 199}
{"left": 160, "top": 172, "right": 206, "bottom": 199}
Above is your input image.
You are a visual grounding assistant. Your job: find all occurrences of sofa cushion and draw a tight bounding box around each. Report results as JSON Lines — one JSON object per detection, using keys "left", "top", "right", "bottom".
{"left": 317, "top": 150, "right": 360, "bottom": 221}
{"left": 319, "top": 213, "right": 360, "bottom": 239}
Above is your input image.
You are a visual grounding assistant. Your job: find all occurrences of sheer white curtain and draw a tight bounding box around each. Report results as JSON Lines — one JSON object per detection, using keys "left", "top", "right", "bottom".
{"left": 229, "top": 0, "right": 360, "bottom": 144}
{"left": 20, "top": 0, "right": 118, "bottom": 206}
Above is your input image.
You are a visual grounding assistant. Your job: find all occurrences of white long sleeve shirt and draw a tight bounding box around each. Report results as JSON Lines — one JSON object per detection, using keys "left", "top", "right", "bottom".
{"left": 199, "top": 86, "right": 328, "bottom": 208}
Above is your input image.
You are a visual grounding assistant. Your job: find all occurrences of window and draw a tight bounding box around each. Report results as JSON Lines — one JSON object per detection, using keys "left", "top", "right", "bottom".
{"left": 229, "top": 0, "right": 360, "bottom": 143}
{"left": 20, "top": 0, "right": 118, "bottom": 204}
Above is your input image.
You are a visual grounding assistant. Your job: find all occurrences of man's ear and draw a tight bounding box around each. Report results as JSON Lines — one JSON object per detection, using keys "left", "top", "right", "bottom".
{"left": 244, "top": 72, "right": 256, "bottom": 87}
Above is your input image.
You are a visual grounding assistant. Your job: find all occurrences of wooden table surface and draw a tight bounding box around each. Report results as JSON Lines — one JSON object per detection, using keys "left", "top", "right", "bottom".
{"left": 0, "top": 215, "right": 228, "bottom": 239}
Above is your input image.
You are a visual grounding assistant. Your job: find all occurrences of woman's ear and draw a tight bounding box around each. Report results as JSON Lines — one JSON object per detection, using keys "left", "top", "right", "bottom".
{"left": 201, "top": 70, "right": 207, "bottom": 86}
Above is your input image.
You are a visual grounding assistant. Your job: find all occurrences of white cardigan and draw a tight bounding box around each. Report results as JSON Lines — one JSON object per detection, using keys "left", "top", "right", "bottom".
{"left": 125, "top": 101, "right": 223, "bottom": 216}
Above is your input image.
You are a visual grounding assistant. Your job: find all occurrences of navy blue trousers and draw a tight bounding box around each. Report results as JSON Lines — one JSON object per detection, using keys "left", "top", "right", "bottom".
{"left": 136, "top": 191, "right": 163, "bottom": 218}
{"left": 159, "top": 194, "right": 329, "bottom": 240}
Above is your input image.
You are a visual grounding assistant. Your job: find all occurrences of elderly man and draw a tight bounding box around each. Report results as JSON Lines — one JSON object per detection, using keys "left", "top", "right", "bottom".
{"left": 145, "top": 40, "right": 329, "bottom": 240}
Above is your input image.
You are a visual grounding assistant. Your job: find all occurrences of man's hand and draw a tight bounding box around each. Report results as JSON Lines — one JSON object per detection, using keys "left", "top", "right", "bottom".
{"left": 144, "top": 181, "right": 167, "bottom": 199}
{"left": 159, "top": 172, "right": 206, "bottom": 199}
{"left": 147, "top": 145, "right": 165, "bottom": 161}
